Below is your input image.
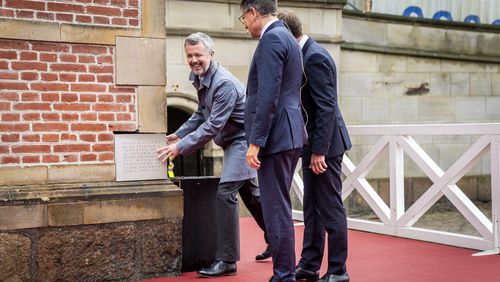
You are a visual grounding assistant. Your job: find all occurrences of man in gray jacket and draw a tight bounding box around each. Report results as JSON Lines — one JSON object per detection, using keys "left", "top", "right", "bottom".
{"left": 157, "top": 32, "right": 268, "bottom": 277}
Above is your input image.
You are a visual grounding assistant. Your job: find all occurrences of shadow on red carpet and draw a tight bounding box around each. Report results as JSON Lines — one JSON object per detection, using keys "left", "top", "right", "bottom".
{"left": 144, "top": 217, "right": 500, "bottom": 282}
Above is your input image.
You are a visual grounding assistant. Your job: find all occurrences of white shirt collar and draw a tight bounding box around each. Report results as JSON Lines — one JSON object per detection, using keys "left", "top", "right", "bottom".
{"left": 299, "top": 34, "right": 309, "bottom": 49}
{"left": 260, "top": 18, "right": 279, "bottom": 38}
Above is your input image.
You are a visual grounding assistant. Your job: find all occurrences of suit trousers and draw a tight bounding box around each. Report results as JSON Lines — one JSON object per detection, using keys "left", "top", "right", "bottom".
{"left": 215, "top": 178, "right": 267, "bottom": 262}
{"left": 259, "top": 148, "right": 302, "bottom": 282}
{"left": 298, "top": 154, "right": 348, "bottom": 275}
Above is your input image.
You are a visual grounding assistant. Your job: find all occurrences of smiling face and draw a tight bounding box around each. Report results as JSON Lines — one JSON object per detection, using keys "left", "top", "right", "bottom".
{"left": 184, "top": 42, "right": 213, "bottom": 77}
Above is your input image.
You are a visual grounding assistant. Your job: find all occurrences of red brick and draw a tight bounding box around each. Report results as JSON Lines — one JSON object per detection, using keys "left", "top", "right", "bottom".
{"left": 129, "top": 104, "right": 135, "bottom": 112}
{"left": 60, "top": 54, "right": 77, "bottom": 63}
{"left": 36, "top": 12, "right": 55, "bottom": 21}
{"left": 98, "top": 113, "right": 114, "bottom": 121}
{"left": 11, "top": 62, "right": 47, "bottom": 71}
{"left": 47, "top": 2, "right": 84, "bottom": 13}
{"left": 94, "top": 0, "right": 109, "bottom": 5}
{"left": 89, "top": 65, "right": 113, "bottom": 74}
{"left": 22, "top": 155, "right": 41, "bottom": 163}
{"left": 41, "top": 93, "right": 60, "bottom": 102}
{"left": 98, "top": 133, "right": 114, "bottom": 142}
{"left": 78, "top": 55, "right": 95, "bottom": 63}
{"left": 81, "top": 112, "right": 97, "bottom": 121}
{"left": 93, "top": 16, "right": 110, "bottom": 25}
{"left": 128, "top": 0, "right": 138, "bottom": 7}
{"left": 110, "top": 0, "right": 127, "bottom": 7}
{"left": 59, "top": 73, "right": 77, "bottom": 82}
{"left": 0, "top": 92, "right": 18, "bottom": 101}
{"left": 93, "top": 103, "right": 125, "bottom": 112}
{"left": 79, "top": 94, "right": 97, "bottom": 103}
{"left": 116, "top": 113, "right": 132, "bottom": 121}
{"left": 123, "top": 9, "right": 138, "bottom": 17}
{"left": 61, "top": 133, "right": 77, "bottom": 141}
{"left": 51, "top": 63, "right": 86, "bottom": 73}
{"left": 0, "top": 101, "right": 10, "bottom": 110}
{"left": 1, "top": 134, "right": 20, "bottom": 142}
{"left": 87, "top": 5, "right": 121, "bottom": 16}
{"left": 23, "top": 112, "right": 41, "bottom": 121}
{"left": 22, "top": 134, "right": 40, "bottom": 142}
{"left": 71, "top": 83, "right": 106, "bottom": 92}
{"left": 81, "top": 153, "right": 97, "bottom": 161}
{"left": 63, "top": 154, "right": 78, "bottom": 162}
{"left": 115, "top": 95, "right": 131, "bottom": 103}
{"left": 42, "top": 134, "right": 59, "bottom": 142}
{"left": 33, "top": 123, "right": 69, "bottom": 132}
{"left": 0, "top": 146, "right": 10, "bottom": 154}
{"left": 76, "top": 15, "right": 92, "bottom": 23}
{"left": 71, "top": 123, "right": 107, "bottom": 131}
{"left": 12, "top": 145, "right": 51, "bottom": 153}
{"left": 0, "top": 82, "right": 29, "bottom": 90}
{"left": 53, "top": 103, "right": 90, "bottom": 111}
{"left": 0, "top": 9, "right": 15, "bottom": 17}
{"left": 108, "top": 86, "right": 135, "bottom": 93}
{"left": 96, "top": 55, "right": 113, "bottom": 64}
{"left": 16, "top": 10, "right": 35, "bottom": 19}
{"left": 1, "top": 113, "right": 20, "bottom": 121}
{"left": 21, "top": 92, "right": 39, "bottom": 101}
{"left": 0, "top": 40, "right": 29, "bottom": 50}
{"left": 0, "top": 124, "right": 29, "bottom": 132}
{"left": 72, "top": 45, "right": 107, "bottom": 55}
{"left": 21, "top": 72, "right": 38, "bottom": 80}
{"left": 32, "top": 42, "right": 69, "bottom": 52}
{"left": 98, "top": 152, "right": 114, "bottom": 161}
{"left": 31, "top": 83, "right": 69, "bottom": 91}
{"left": 54, "top": 144, "right": 90, "bottom": 152}
{"left": 0, "top": 50, "right": 17, "bottom": 59}
{"left": 96, "top": 75, "right": 113, "bottom": 83}
{"left": 80, "top": 134, "right": 96, "bottom": 142}
{"left": 42, "top": 113, "right": 60, "bottom": 121}
{"left": 43, "top": 155, "right": 59, "bottom": 163}
{"left": 61, "top": 113, "right": 79, "bottom": 121}
{"left": 76, "top": 0, "right": 92, "bottom": 3}
{"left": 20, "top": 51, "right": 37, "bottom": 60}
{"left": 93, "top": 143, "right": 114, "bottom": 152}
{"left": 40, "top": 53, "right": 57, "bottom": 62}
{"left": 61, "top": 93, "right": 78, "bottom": 102}
{"left": 14, "top": 103, "right": 50, "bottom": 111}
{"left": 111, "top": 18, "right": 127, "bottom": 25}
{"left": 5, "top": 0, "right": 45, "bottom": 10}
{"left": 55, "top": 13, "right": 73, "bottom": 22}
{"left": 0, "top": 72, "right": 18, "bottom": 80}
{"left": 78, "top": 74, "right": 95, "bottom": 82}
{"left": 2, "top": 156, "right": 20, "bottom": 164}
{"left": 0, "top": 60, "right": 8, "bottom": 69}
{"left": 129, "top": 18, "right": 138, "bottom": 26}
{"left": 98, "top": 94, "right": 114, "bottom": 102}
{"left": 107, "top": 123, "right": 136, "bottom": 132}
{"left": 41, "top": 73, "right": 58, "bottom": 81}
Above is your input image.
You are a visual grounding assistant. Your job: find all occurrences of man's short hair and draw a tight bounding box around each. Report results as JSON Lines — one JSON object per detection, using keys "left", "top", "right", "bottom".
{"left": 277, "top": 9, "right": 303, "bottom": 38}
{"left": 240, "top": 0, "right": 277, "bottom": 16}
{"left": 184, "top": 32, "right": 214, "bottom": 54}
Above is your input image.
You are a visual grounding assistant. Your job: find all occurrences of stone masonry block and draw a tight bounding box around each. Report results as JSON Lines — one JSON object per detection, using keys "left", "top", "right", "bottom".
{"left": 115, "top": 36, "right": 166, "bottom": 85}
{"left": 342, "top": 18, "right": 387, "bottom": 46}
{"left": 0, "top": 233, "right": 31, "bottom": 282}
{"left": 470, "top": 73, "right": 492, "bottom": 96}
{"left": 61, "top": 24, "right": 140, "bottom": 45}
{"left": 37, "top": 225, "right": 136, "bottom": 281}
{"left": 48, "top": 203, "right": 85, "bottom": 226}
{"left": 0, "top": 205, "right": 47, "bottom": 230}
{"left": 0, "top": 166, "right": 47, "bottom": 185}
{"left": 340, "top": 51, "right": 376, "bottom": 72}
{"left": 166, "top": 1, "right": 230, "bottom": 30}
{"left": 48, "top": 164, "right": 115, "bottom": 183}
{"left": 142, "top": 0, "right": 166, "bottom": 38}
{"left": 138, "top": 86, "right": 168, "bottom": 133}
{"left": 0, "top": 18, "right": 60, "bottom": 42}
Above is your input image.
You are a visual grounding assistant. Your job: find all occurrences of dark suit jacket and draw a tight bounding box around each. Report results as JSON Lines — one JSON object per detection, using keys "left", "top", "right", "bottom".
{"left": 244, "top": 20, "right": 307, "bottom": 155}
{"left": 301, "top": 37, "right": 352, "bottom": 165}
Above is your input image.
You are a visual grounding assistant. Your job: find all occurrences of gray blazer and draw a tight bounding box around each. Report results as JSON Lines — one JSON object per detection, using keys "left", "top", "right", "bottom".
{"left": 175, "top": 62, "right": 257, "bottom": 183}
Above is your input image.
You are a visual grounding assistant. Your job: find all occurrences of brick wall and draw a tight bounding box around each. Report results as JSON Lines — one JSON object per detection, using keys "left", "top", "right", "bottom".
{"left": 0, "top": 39, "right": 138, "bottom": 166}
{"left": 0, "top": 0, "right": 140, "bottom": 28}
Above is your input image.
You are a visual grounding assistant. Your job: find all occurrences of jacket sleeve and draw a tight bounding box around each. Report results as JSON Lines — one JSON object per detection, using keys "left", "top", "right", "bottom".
{"left": 175, "top": 107, "right": 205, "bottom": 139}
{"left": 305, "top": 52, "right": 337, "bottom": 155}
{"left": 175, "top": 80, "right": 237, "bottom": 156}
{"left": 248, "top": 33, "right": 284, "bottom": 148}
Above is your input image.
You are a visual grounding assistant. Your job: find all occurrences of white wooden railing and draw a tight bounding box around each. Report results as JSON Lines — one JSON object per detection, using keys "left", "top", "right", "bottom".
{"left": 291, "top": 123, "right": 500, "bottom": 255}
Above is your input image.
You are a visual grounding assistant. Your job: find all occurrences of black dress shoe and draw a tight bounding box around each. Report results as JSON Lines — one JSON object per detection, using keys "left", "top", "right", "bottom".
{"left": 255, "top": 245, "right": 272, "bottom": 260}
{"left": 197, "top": 261, "right": 237, "bottom": 277}
{"left": 318, "top": 272, "right": 349, "bottom": 282}
{"left": 295, "top": 266, "right": 319, "bottom": 281}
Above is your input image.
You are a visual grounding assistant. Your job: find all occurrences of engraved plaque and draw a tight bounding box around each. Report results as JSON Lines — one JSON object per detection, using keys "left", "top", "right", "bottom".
{"left": 115, "top": 134, "right": 167, "bottom": 181}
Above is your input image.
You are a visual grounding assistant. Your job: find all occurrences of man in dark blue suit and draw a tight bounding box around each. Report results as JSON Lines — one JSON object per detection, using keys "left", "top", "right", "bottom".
{"left": 278, "top": 10, "right": 352, "bottom": 282}
{"left": 239, "top": 1, "right": 307, "bottom": 281}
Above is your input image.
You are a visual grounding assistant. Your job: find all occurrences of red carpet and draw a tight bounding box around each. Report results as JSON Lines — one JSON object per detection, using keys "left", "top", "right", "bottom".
{"left": 144, "top": 217, "right": 500, "bottom": 282}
